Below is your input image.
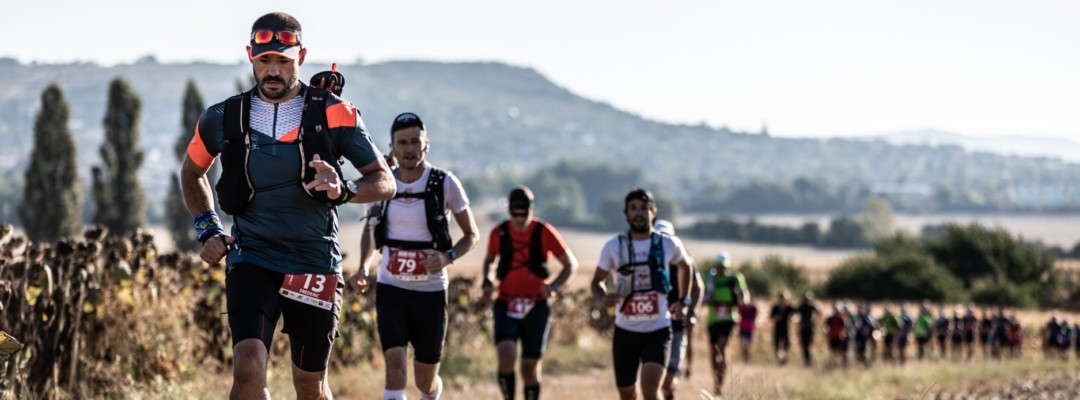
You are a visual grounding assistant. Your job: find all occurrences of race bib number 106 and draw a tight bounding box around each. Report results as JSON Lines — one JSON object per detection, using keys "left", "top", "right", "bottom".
{"left": 623, "top": 293, "right": 661, "bottom": 321}
{"left": 280, "top": 274, "right": 339, "bottom": 311}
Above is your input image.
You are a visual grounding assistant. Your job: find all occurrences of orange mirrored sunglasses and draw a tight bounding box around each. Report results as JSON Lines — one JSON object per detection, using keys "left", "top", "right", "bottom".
{"left": 250, "top": 29, "right": 300, "bottom": 46}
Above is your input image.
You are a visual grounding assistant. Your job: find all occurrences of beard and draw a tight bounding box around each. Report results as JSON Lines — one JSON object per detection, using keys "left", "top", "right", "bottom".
{"left": 628, "top": 217, "right": 650, "bottom": 234}
{"left": 256, "top": 74, "right": 297, "bottom": 100}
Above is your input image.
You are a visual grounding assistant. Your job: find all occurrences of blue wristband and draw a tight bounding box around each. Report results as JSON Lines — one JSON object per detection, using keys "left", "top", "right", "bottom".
{"left": 194, "top": 210, "right": 225, "bottom": 243}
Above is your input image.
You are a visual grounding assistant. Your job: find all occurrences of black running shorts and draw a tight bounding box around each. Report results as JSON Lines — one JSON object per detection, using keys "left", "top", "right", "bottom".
{"left": 708, "top": 321, "right": 736, "bottom": 345}
{"left": 225, "top": 263, "right": 343, "bottom": 372}
{"left": 493, "top": 298, "right": 552, "bottom": 359}
{"left": 375, "top": 283, "right": 448, "bottom": 364}
{"left": 612, "top": 327, "right": 671, "bottom": 388}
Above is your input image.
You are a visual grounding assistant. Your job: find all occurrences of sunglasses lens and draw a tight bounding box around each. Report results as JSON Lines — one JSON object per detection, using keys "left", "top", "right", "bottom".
{"left": 253, "top": 30, "right": 274, "bottom": 44}
{"left": 277, "top": 31, "right": 299, "bottom": 45}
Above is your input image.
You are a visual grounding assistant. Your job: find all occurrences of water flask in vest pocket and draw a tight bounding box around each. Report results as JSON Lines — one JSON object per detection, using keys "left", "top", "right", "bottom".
{"left": 366, "top": 204, "right": 384, "bottom": 229}
{"left": 614, "top": 270, "right": 633, "bottom": 297}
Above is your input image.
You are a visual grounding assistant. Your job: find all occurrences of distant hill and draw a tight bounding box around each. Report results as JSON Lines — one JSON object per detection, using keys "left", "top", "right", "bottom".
{"left": 1, "top": 58, "right": 1078, "bottom": 221}
{"left": 876, "top": 130, "right": 1080, "bottom": 163}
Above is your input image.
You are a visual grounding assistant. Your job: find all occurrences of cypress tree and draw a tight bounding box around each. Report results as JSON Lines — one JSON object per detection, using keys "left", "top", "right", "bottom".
{"left": 166, "top": 80, "right": 204, "bottom": 252}
{"left": 18, "top": 84, "right": 81, "bottom": 242}
{"left": 92, "top": 78, "right": 145, "bottom": 236}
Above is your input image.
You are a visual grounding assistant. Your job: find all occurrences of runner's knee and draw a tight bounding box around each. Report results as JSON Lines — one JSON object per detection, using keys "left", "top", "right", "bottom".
{"left": 232, "top": 340, "right": 267, "bottom": 384}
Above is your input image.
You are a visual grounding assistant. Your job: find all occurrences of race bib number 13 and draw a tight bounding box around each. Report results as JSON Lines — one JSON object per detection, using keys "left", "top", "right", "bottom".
{"left": 388, "top": 249, "right": 429, "bottom": 281}
{"left": 280, "top": 274, "right": 339, "bottom": 311}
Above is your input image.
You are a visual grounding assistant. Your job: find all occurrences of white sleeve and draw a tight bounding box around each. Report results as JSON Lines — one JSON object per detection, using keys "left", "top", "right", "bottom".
{"left": 665, "top": 236, "right": 687, "bottom": 266}
{"left": 597, "top": 238, "right": 620, "bottom": 272}
{"left": 442, "top": 171, "right": 470, "bottom": 214}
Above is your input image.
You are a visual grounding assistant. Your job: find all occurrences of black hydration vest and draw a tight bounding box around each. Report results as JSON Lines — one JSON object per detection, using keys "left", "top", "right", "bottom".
{"left": 216, "top": 85, "right": 344, "bottom": 215}
{"left": 495, "top": 220, "right": 550, "bottom": 280}
{"left": 617, "top": 231, "right": 672, "bottom": 295}
{"left": 371, "top": 168, "right": 453, "bottom": 251}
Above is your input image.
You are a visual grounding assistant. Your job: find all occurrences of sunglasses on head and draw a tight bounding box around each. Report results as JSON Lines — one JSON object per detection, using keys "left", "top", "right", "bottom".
{"left": 509, "top": 210, "right": 529, "bottom": 218}
{"left": 251, "top": 29, "right": 301, "bottom": 46}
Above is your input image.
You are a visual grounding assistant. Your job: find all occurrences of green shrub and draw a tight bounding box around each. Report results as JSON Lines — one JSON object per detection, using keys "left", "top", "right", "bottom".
{"left": 738, "top": 263, "right": 774, "bottom": 299}
{"left": 969, "top": 283, "right": 1037, "bottom": 308}
{"left": 824, "top": 253, "right": 963, "bottom": 302}
{"left": 759, "top": 254, "right": 810, "bottom": 296}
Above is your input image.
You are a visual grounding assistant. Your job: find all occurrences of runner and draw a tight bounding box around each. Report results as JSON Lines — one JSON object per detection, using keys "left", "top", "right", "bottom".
{"left": 768, "top": 291, "right": 796, "bottom": 365}
{"left": 795, "top": 291, "right": 819, "bottom": 367}
{"left": 879, "top": 306, "right": 899, "bottom": 363}
{"left": 590, "top": 188, "right": 691, "bottom": 400}
{"left": 1059, "top": 319, "right": 1072, "bottom": 360}
{"left": 180, "top": 12, "right": 395, "bottom": 399}
{"left": 704, "top": 250, "right": 748, "bottom": 395}
{"left": 348, "top": 112, "right": 480, "bottom": 400}
{"left": 1044, "top": 315, "right": 1062, "bottom": 359}
{"left": 978, "top": 306, "right": 994, "bottom": 359}
{"left": 934, "top": 305, "right": 950, "bottom": 360}
{"left": 896, "top": 302, "right": 913, "bottom": 365}
{"left": 991, "top": 308, "right": 1008, "bottom": 359}
{"left": 652, "top": 220, "right": 703, "bottom": 400}
{"left": 852, "top": 301, "right": 877, "bottom": 368}
{"left": 480, "top": 186, "right": 579, "bottom": 400}
{"left": 737, "top": 299, "right": 759, "bottom": 363}
{"left": 914, "top": 302, "right": 934, "bottom": 361}
{"left": 843, "top": 301, "right": 856, "bottom": 367}
{"left": 962, "top": 303, "right": 977, "bottom": 362}
{"left": 950, "top": 305, "right": 965, "bottom": 362}
{"left": 824, "top": 302, "right": 848, "bottom": 369}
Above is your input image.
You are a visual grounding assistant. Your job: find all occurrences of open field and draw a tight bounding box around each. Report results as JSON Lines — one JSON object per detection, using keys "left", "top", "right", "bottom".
{"left": 695, "top": 212, "right": 1080, "bottom": 248}
{"left": 149, "top": 211, "right": 1080, "bottom": 286}
{"left": 333, "top": 218, "right": 859, "bottom": 291}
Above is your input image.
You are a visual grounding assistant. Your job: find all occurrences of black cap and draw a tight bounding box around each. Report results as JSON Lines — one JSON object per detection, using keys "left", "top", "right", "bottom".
{"left": 508, "top": 186, "right": 534, "bottom": 210}
{"left": 391, "top": 112, "right": 425, "bottom": 133}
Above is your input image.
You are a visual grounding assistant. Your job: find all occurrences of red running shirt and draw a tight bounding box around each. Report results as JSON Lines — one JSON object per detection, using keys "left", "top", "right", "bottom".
{"left": 486, "top": 218, "right": 568, "bottom": 300}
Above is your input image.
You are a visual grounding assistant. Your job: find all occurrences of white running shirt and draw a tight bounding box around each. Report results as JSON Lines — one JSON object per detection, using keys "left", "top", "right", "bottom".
{"left": 597, "top": 233, "right": 687, "bottom": 333}
{"left": 375, "top": 165, "right": 469, "bottom": 292}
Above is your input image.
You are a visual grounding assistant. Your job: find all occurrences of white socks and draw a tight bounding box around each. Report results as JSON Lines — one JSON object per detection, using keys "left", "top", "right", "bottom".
{"left": 384, "top": 377, "right": 441, "bottom": 400}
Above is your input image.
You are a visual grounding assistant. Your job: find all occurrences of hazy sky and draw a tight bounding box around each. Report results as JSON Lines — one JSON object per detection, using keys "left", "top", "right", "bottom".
{"left": 4, "top": 1, "right": 1077, "bottom": 139}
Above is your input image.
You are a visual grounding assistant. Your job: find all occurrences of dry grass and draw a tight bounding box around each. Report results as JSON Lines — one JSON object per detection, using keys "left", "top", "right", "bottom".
{"left": 157, "top": 320, "right": 1080, "bottom": 399}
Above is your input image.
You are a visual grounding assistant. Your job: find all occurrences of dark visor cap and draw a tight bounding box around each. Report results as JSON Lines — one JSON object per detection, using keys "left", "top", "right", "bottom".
{"left": 391, "top": 112, "right": 425, "bottom": 133}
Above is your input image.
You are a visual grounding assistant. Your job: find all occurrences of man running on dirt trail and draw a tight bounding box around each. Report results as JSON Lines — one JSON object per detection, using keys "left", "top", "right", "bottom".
{"left": 480, "top": 186, "right": 578, "bottom": 400}
{"left": 590, "top": 188, "right": 691, "bottom": 400}
{"left": 181, "top": 11, "right": 395, "bottom": 400}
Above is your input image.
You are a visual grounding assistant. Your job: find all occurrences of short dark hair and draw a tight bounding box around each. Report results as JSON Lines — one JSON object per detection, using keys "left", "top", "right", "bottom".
{"left": 623, "top": 187, "right": 655, "bottom": 212}
{"left": 252, "top": 12, "right": 302, "bottom": 34}
{"left": 508, "top": 186, "right": 534, "bottom": 210}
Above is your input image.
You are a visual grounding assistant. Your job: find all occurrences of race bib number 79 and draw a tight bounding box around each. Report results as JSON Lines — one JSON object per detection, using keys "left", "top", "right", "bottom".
{"left": 388, "top": 249, "right": 429, "bottom": 281}
{"left": 280, "top": 274, "right": 339, "bottom": 311}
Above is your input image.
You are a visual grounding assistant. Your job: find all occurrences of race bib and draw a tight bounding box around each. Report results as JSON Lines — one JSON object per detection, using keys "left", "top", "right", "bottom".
{"left": 507, "top": 297, "right": 537, "bottom": 320}
{"left": 280, "top": 273, "right": 339, "bottom": 311}
{"left": 388, "top": 249, "right": 429, "bottom": 281}
{"left": 714, "top": 305, "right": 732, "bottom": 319}
{"left": 623, "top": 293, "right": 661, "bottom": 321}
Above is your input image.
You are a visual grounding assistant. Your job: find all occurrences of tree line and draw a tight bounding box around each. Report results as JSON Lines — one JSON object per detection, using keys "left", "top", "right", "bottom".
{"left": 16, "top": 79, "right": 203, "bottom": 252}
